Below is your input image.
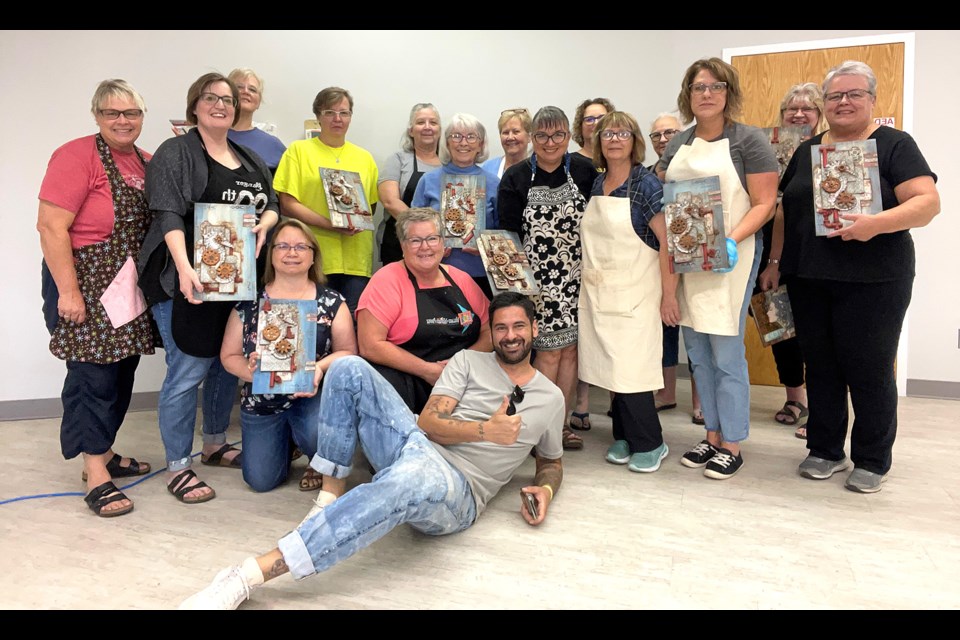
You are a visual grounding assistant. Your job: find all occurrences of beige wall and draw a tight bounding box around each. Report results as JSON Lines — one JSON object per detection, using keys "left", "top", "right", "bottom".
{"left": 1, "top": 29, "right": 956, "bottom": 407}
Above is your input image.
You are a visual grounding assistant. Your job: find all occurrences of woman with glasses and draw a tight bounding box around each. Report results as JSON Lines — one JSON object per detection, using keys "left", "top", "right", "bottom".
{"left": 572, "top": 98, "right": 615, "bottom": 164}
{"left": 356, "top": 208, "right": 491, "bottom": 413}
{"left": 755, "top": 82, "right": 826, "bottom": 439}
{"left": 38, "top": 79, "right": 156, "bottom": 517}
{"left": 578, "top": 112, "right": 671, "bottom": 473}
{"left": 568, "top": 98, "right": 615, "bottom": 434}
{"left": 482, "top": 108, "right": 532, "bottom": 179}
{"left": 220, "top": 219, "right": 356, "bottom": 493}
{"left": 657, "top": 58, "right": 778, "bottom": 479}
{"left": 137, "top": 72, "right": 280, "bottom": 504}
{"left": 499, "top": 106, "right": 599, "bottom": 451}
{"left": 273, "top": 86, "right": 379, "bottom": 318}
{"left": 411, "top": 113, "right": 499, "bottom": 298}
{"left": 377, "top": 103, "right": 442, "bottom": 266}
{"left": 779, "top": 61, "right": 939, "bottom": 493}
{"left": 647, "top": 113, "right": 703, "bottom": 426}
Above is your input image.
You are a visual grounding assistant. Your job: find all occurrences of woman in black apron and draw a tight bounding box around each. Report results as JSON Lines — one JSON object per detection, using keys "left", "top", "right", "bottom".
{"left": 357, "top": 208, "right": 491, "bottom": 413}
{"left": 38, "top": 80, "right": 156, "bottom": 518}
{"left": 137, "top": 72, "right": 279, "bottom": 504}
{"left": 377, "top": 103, "right": 442, "bottom": 266}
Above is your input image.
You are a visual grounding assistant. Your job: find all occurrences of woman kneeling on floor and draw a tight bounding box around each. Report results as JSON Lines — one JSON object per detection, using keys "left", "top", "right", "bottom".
{"left": 221, "top": 219, "right": 357, "bottom": 492}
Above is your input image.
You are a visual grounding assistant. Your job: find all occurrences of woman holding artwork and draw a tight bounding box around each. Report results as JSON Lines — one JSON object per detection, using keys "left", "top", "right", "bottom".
{"left": 411, "top": 113, "right": 499, "bottom": 298}
{"left": 38, "top": 79, "right": 156, "bottom": 517}
{"left": 578, "top": 111, "right": 671, "bottom": 472}
{"left": 273, "top": 86, "right": 379, "bottom": 318}
{"left": 779, "top": 61, "right": 939, "bottom": 493}
{"left": 377, "top": 103, "right": 442, "bottom": 266}
{"left": 756, "top": 82, "right": 827, "bottom": 438}
{"left": 482, "top": 108, "right": 532, "bottom": 179}
{"left": 657, "top": 58, "right": 778, "bottom": 479}
{"left": 137, "top": 72, "right": 280, "bottom": 504}
{"left": 221, "top": 219, "right": 356, "bottom": 493}
{"left": 356, "top": 208, "right": 491, "bottom": 413}
{"left": 499, "top": 106, "right": 599, "bottom": 451}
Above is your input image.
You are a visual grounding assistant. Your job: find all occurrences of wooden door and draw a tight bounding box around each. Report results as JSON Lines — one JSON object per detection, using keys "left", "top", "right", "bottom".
{"left": 729, "top": 41, "right": 906, "bottom": 386}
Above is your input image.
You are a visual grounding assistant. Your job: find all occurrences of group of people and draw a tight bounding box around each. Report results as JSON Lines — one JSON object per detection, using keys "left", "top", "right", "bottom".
{"left": 37, "top": 56, "right": 938, "bottom": 607}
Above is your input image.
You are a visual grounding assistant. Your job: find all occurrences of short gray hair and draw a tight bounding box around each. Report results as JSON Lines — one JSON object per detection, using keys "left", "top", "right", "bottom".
{"left": 440, "top": 113, "right": 489, "bottom": 164}
{"left": 401, "top": 103, "right": 441, "bottom": 153}
{"left": 396, "top": 207, "right": 445, "bottom": 243}
{"left": 650, "top": 112, "right": 681, "bottom": 131}
{"left": 532, "top": 106, "right": 569, "bottom": 133}
{"left": 91, "top": 79, "right": 146, "bottom": 116}
{"left": 823, "top": 60, "right": 877, "bottom": 96}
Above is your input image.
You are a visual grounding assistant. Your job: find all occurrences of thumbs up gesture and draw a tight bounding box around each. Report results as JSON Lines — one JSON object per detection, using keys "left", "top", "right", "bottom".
{"left": 481, "top": 395, "right": 522, "bottom": 445}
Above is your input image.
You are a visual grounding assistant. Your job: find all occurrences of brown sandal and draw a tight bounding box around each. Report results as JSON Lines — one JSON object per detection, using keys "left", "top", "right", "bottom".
{"left": 562, "top": 426, "right": 584, "bottom": 451}
{"left": 299, "top": 467, "right": 323, "bottom": 492}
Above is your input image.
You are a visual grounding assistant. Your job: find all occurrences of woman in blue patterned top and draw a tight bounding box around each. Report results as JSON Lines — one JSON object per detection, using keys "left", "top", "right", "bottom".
{"left": 221, "top": 219, "right": 357, "bottom": 493}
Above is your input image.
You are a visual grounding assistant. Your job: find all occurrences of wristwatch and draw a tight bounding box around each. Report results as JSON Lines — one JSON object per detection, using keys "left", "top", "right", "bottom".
{"left": 768, "top": 258, "right": 780, "bottom": 265}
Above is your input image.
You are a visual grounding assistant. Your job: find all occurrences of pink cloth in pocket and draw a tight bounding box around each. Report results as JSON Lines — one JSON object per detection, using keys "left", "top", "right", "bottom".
{"left": 99, "top": 256, "right": 148, "bottom": 329}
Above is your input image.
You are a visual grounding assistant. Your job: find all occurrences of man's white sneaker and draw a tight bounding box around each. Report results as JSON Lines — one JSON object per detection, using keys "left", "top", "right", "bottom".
{"left": 178, "top": 565, "right": 251, "bottom": 610}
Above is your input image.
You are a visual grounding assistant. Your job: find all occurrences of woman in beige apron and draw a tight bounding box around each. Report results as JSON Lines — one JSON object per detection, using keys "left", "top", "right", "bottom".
{"left": 658, "top": 58, "right": 779, "bottom": 479}
{"left": 579, "top": 112, "right": 672, "bottom": 473}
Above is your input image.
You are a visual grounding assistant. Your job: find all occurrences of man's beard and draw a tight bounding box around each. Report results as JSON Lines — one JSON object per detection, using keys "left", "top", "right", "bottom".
{"left": 494, "top": 338, "right": 531, "bottom": 365}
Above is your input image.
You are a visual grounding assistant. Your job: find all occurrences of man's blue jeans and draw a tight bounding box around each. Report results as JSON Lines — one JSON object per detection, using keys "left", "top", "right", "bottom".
{"left": 278, "top": 356, "right": 477, "bottom": 579}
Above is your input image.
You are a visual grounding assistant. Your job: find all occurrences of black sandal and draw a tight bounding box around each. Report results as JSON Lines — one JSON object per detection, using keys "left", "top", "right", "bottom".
{"left": 81, "top": 453, "right": 151, "bottom": 482}
{"left": 200, "top": 444, "right": 242, "bottom": 469}
{"left": 84, "top": 481, "right": 134, "bottom": 518}
{"left": 569, "top": 411, "right": 592, "bottom": 431}
{"left": 775, "top": 400, "right": 809, "bottom": 427}
{"left": 167, "top": 469, "right": 216, "bottom": 504}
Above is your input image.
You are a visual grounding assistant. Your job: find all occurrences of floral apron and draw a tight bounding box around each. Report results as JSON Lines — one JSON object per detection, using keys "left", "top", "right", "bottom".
{"left": 49, "top": 134, "right": 155, "bottom": 363}
{"left": 522, "top": 153, "right": 587, "bottom": 350}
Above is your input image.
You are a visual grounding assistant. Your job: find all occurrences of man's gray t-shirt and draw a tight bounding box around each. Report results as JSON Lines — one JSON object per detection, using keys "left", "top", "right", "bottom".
{"left": 430, "top": 350, "right": 564, "bottom": 515}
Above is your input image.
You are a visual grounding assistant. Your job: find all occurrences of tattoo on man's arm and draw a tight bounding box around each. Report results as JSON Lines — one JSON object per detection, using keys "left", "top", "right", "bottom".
{"left": 534, "top": 457, "right": 563, "bottom": 495}
{"left": 264, "top": 558, "right": 288, "bottom": 580}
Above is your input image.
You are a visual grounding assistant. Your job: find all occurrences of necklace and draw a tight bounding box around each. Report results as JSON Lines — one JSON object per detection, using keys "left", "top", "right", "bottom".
{"left": 825, "top": 123, "right": 872, "bottom": 144}
{"left": 326, "top": 142, "right": 345, "bottom": 164}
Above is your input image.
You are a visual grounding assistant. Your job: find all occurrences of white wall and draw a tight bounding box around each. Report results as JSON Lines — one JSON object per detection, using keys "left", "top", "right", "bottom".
{"left": 2, "top": 29, "right": 957, "bottom": 407}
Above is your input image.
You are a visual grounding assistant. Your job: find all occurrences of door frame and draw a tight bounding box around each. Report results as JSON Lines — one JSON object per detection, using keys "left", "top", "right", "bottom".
{"left": 723, "top": 32, "right": 916, "bottom": 396}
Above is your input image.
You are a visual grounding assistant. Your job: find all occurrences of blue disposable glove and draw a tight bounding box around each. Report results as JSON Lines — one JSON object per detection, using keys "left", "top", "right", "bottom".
{"left": 714, "top": 238, "right": 738, "bottom": 274}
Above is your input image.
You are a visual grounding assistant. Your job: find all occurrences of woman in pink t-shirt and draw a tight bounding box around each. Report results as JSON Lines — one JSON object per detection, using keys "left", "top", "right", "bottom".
{"left": 357, "top": 208, "right": 491, "bottom": 413}
{"left": 37, "top": 79, "right": 156, "bottom": 518}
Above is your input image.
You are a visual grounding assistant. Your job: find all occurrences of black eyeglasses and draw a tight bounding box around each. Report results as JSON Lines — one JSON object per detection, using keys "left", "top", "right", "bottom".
{"left": 506, "top": 385, "right": 525, "bottom": 416}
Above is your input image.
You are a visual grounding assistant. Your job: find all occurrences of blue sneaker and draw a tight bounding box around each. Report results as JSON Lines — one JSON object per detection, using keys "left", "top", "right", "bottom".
{"left": 605, "top": 440, "right": 630, "bottom": 465}
{"left": 628, "top": 443, "right": 669, "bottom": 473}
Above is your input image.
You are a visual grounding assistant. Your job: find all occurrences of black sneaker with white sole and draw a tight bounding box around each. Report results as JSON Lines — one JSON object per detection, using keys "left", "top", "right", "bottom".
{"left": 680, "top": 440, "right": 719, "bottom": 468}
{"left": 703, "top": 447, "right": 744, "bottom": 479}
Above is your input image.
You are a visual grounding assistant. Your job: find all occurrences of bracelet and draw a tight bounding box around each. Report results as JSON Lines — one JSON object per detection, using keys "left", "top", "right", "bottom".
{"left": 541, "top": 484, "right": 554, "bottom": 501}
{"left": 478, "top": 421, "right": 485, "bottom": 441}
{"left": 768, "top": 258, "right": 780, "bottom": 265}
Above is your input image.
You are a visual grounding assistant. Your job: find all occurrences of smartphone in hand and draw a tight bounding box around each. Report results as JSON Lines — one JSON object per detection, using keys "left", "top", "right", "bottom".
{"left": 522, "top": 491, "right": 539, "bottom": 520}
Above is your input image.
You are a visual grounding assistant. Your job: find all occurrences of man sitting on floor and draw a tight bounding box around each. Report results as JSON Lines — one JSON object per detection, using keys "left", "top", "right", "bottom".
{"left": 180, "top": 291, "right": 565, "bottom": 609}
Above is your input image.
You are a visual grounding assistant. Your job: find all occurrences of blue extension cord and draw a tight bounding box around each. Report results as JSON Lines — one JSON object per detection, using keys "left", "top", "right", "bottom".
{"left": 0, "top": 440, "right": 241, "bottom": 505}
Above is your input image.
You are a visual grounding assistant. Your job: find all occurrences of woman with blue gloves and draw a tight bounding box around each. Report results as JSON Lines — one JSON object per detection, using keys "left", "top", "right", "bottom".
{"left": 657, "top": 57, "right": 778, "bottom": 479}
